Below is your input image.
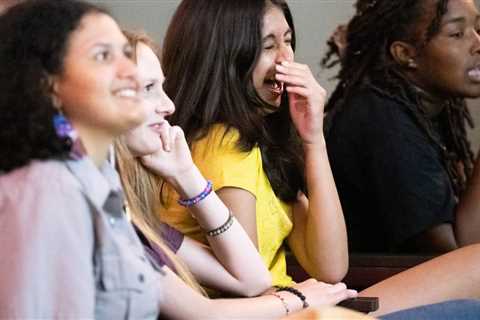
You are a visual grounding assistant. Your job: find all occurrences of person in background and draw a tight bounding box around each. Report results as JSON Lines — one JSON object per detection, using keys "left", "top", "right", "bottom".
{"left": 116, "top": 30, "right": 273, "bottom": 297}
{"left": 326, "top": 0, "right": 480, "bottom": 254}
{"left": 160, "top": 0, "right": 480, "bottom": 316}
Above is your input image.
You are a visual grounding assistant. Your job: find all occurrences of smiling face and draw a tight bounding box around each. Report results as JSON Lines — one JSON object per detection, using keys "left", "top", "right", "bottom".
{"left": 123, "top": 43, "right": 175, "bottom": 157}
{"left": 53, "top": 13, "right": 145, "bottom": 144}
{"left": 252, "top": 4, "right": 294, "bottom": 107}
{"left": 410, "top": 0, "right": 480, "bottom": 98}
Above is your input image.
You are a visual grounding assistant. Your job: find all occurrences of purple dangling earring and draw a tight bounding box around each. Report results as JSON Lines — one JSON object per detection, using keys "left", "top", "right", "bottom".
{"left": 53, "top": 111, "right": 85, "bottom": 160}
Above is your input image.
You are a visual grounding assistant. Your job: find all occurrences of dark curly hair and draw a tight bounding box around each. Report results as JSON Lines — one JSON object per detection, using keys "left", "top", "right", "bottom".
{"left": 163, "top": 0, "right": 306, "bottom": 202}
{"left": 325, "top": 0, "right": 474, "bottom": 197}
{"left": 0, "top": 0, "right": 106, "bottom": 173}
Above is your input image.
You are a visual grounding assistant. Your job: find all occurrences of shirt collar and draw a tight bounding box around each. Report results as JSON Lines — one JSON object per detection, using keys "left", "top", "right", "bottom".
{"left": 65, "top": 157, "right": 122, "bottom": 210}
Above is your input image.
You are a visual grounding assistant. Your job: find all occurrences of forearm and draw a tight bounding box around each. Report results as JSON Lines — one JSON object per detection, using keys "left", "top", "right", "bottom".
{"left": 302, "top": 139, "right": 348, "bottom": 281}
{"left": 168, "top": 166, "right": 271, "bottom": 296}
{"left": 160, "top": 267, "right": 300, "bottom": 320}
{"left": 455, "top": 155, "right": 480, "bottom": 246}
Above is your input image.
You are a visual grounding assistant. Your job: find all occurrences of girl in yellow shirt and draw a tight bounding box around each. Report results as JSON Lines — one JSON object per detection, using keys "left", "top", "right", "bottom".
{"left": 159, "top": 0, "right": 480, "bottom": 317}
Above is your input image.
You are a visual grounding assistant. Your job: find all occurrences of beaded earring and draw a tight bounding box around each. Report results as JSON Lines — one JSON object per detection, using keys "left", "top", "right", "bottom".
{"left": 53, "top": 111, "right": 85, "bottom": 160}
{"left": 52, "top": 93, "right": 85, "bottom": 160}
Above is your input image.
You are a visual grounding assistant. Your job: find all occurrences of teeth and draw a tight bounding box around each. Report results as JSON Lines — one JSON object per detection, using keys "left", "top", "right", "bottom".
{"left": 116, "top": 89, "right": 137, "bottom": 98}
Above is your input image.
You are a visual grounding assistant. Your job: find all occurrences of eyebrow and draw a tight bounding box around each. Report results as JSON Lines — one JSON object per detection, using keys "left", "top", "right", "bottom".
{"left": 262, "top": 29, "right": 292, "bottom": 42}
{"left": 442, "top": 14, "right": 480, "bottom": 26}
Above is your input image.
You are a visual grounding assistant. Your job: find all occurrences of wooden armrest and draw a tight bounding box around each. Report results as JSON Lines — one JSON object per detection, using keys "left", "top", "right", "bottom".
{"left": 287, "top": 251, "right": 437, "bottom": 291}
{"left": 337, "top": 297, "right": 379, "bottom": 313}
{"left": 344, "top": 253, "right": 436, "bottom": 290}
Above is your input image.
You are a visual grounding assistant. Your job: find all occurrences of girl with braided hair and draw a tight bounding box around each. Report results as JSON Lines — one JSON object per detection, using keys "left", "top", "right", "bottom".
{"left": 325, "top": 0, "right": 480, "bottom": 254}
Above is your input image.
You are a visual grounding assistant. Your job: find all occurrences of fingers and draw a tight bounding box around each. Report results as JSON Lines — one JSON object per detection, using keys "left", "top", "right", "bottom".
{"left": 297, "top": 280, "right": 358, "bottom": 307}
{"left": 275, "top": 62, "right": 311, "bottom": 87}
{"left": 158, "top": 121, "right": 172, "bottom": 152}
{"left": 157, "top": 122, "right": 186, "bottom": 153}
{"left": 276, "top": 61, "right": 309, "bottom": 77}
{"left": 329, "top": 283, "right": 358, "bottom": 305}
{"left": 275, "top": 61, "right": 327, "bottom": 99}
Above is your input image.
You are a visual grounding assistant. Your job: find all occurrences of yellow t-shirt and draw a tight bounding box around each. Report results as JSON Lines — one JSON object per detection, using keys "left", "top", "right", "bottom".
{"left": 159, "top": 124, "right": 294, "bottom": 286}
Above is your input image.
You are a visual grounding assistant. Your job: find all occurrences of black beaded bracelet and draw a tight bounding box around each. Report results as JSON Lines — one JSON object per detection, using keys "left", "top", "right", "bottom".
{"left": 275, "top": 286, "right": 309, "bottom": 309}
{"left": 206, "top": 210, "right": 234, "bottom": 237}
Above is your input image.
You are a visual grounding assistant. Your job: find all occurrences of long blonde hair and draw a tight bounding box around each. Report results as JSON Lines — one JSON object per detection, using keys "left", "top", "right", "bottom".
{"left": 116, "top": 31, "right": 205, "bottom": 295}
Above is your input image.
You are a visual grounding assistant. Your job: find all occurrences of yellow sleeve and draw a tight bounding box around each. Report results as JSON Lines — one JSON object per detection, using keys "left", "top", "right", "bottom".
{"left": 192, "top": 125, "right": 261, "bottom": 197}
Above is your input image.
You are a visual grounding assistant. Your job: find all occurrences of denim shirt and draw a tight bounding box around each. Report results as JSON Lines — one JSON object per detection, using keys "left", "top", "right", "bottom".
{"left": 0, "top": 158, "right": 163, "bottom": 319}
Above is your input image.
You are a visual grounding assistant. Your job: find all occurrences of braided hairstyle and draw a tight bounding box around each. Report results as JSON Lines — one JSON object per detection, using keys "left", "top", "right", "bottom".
{"left": 325, "top": 0, "right": 474, "bottom": 197}
{"left": 320, "top": 0, "right": 371, "bottom": 70}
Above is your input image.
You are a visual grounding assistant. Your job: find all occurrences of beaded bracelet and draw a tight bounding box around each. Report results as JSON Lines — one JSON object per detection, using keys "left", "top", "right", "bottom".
{"left": 206, "top": 210, "right": 234, "bottom": 237}
{"left": 177, "top": 180, "right": 213, "bottom": 207}
{"left": 275, "top": 286, "right": 309, "bottom": 309}
{"left": 271, "top": 293, "right": 290, "bottom": 316}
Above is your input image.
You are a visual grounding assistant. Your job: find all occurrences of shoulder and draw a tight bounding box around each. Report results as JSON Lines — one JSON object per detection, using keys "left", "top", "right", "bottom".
{"left": 193, "top": 124, "right": 260, "bottom": 163}
{"left": 192, "top": 125, "right": 262, "bottom": 192}
{"left": 195, "top": 124, "right": 242, "bottom": 152}
{"left": 0, "top": 160, "right": 86, "bottom": 222}
{"left": 0, "top": 160, "right": 80, "bottom": 195}
{"left": 329, "top": 85, "right": 422, "bottom": 139}
{"left": 344, "top": 86, "right": 411, "bottom": 123}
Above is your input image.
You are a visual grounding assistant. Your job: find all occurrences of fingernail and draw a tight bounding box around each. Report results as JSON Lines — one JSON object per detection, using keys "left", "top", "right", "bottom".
{"left": 281, "top": 61, "right": 289, "bottom": 66}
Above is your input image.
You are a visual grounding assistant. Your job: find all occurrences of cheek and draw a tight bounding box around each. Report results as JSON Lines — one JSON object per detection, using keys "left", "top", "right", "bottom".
{"left": 252, "top": 56, "right": 271, "bottom": 88}
{"left": 123, "top": 128, "right": 157, "bottom": 156}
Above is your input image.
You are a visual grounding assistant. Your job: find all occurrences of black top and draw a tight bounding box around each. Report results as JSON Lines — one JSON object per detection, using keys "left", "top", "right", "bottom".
{"left": 326, "top": 85, "right": 456, "bottom": 253}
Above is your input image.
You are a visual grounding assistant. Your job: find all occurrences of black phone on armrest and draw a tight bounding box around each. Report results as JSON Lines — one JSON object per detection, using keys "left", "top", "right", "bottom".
{"left": 337, "top": 297, "right": 379, "bottom": 314}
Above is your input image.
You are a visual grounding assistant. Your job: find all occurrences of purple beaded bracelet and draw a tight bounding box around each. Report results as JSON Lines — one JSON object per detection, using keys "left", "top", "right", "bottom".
{"left": 177, "top": 180, "right": 213, "bottom": 207}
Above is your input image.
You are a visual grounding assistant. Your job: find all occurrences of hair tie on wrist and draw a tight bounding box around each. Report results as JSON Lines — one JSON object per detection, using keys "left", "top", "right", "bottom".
{"left": 178, "top": 180, "right": 213, "bottom": 207}
{"left": 275, "top": 286, "right": 309, "bottom": 309}
{"left": 271, "top": 292, "right": 290, "bottom": 315}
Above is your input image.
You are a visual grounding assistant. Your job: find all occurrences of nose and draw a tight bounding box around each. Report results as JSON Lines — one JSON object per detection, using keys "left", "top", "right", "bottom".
{"left": 275, "top": 43, "right": 294, "bottom": 64}
{"left": 471, "top": 28, "right": 480, "bottom": 55}
{"left": 117, "top": 54, "right": 139, "bottom": 82}
{"left": 156, "top": 89, "right": 175, "bottom": 117}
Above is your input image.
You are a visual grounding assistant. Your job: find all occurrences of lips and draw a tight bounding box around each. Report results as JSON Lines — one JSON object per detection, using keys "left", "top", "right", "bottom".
{"left": 148, "top": 122, "right": 166, "bottom": 134}
{"left": 467, "top": 66, "right": 480, "bottom": 83}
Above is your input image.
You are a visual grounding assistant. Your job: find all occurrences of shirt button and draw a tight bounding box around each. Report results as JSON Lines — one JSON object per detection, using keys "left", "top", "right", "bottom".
{"left": 109, "top": 217, "right": 116, "bottom": 226}
{"left": 138, "top": 273, "right": 145, "bottom": 283}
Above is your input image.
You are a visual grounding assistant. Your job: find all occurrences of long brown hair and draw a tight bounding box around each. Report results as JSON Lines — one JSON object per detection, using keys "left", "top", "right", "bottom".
{"left": 162, "top": 0, "right": 306, "bottom": 202}
{"left": 116, "top": 30, "right": 205, "bottom": 295}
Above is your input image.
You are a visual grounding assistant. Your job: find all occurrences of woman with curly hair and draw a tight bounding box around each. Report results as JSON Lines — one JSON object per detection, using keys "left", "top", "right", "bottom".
{"left": 326, "top": 0, "right": 480, "bottom": 254}
{"left": 0, "top": 0, "right": 155, "bottom": 317}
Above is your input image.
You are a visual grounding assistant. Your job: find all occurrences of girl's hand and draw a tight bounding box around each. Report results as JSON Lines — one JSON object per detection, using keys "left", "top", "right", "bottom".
{"left": 140, "top": 121, "right": 195, "bottom": 181}
{"left": 275, "top": 61, "right": 327, "bottom": 145}
{"left": 293, "top": 279, "right": 358, "bottom": 308}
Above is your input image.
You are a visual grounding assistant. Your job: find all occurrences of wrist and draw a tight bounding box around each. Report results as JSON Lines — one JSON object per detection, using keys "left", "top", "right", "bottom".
{"left": 275, "top": 286, "right": 309, "bottom": 310}
{"left": 274, "top": 291, "right": 303, "bottom": 314}
{"left": 166, "top": 165, "right": 206, "bottom": 199}
{"left": 302, "top": 135, "right": 327, "bottom": 153}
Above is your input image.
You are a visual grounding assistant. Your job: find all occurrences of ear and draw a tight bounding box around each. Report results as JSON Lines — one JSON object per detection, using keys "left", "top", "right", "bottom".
{"left": 390, "top": 40, "right": 418, "bottom": 69}
{"left": 48, "top": 75, "right": 63, "bottom": 110}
